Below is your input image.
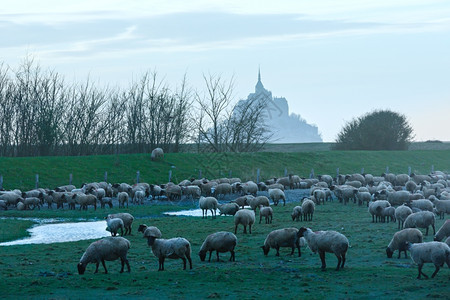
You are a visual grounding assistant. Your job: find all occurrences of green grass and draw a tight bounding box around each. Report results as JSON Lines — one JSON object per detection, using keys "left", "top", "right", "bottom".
{"left": 0, "top": 202, "right": 449, "bottom": 299}
{"left": 1, "top": 149, "right": 449, "bottom": 191}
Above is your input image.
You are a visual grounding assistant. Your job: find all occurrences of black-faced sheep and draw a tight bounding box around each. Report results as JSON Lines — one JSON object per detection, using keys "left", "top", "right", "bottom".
{"left": 404, "top": 211, "right": 436, "bottom": 236}
{"left": 234, "top": 209, "right": 255, "bottom": 234}
{"left": 406, "top": 241, "right": 450, "bottom": 279}
{"left": 199, "top": 231, "right": 237, "bottom": 262}
{"left": 77, "top": 236, "right": 130, "bottom": 274}
{"left": 368, "top": 200, "right": 390, "bottom": 223}
{"left": 298, "top": 227, "right": 349, "bottom": 271}
{"left": 386, "top": 228, "right": 423, "bottom": 259}
{"left": 261, "top": 228, "right": 304, "bottom": 257}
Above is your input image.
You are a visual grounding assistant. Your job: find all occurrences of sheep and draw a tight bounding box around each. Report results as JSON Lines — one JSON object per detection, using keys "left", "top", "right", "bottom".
{"left": 198, "top": 231, "right": 237, "bottom": 262}
{"left": 142, "top": 225, "right": 192, "bottom": 271}
{"left": 318, "top": 174, "right": 333, "bottom": 187}
{"left": 218, "top": 202, "right": 240, "bottom": 216}
{"left": 382, "top": 206, "right": 396, "bottom": 223}
{"left": 261, "top": 228, "right": 305, "bottom": 257}
{"left": 406, "top": 241, "right": 450, "bottom": 279}
{"left": 297, "top": 227, "right": 349, "bottom": 271}
{"left": 0, "top": 192, "right": 23, "bottom": 207}
{"left": 212, "top": 183, "right": 232, "bottom": 199}
{"left": 99, "top": 196, "right": 113, "bottom": 209}
{"left": 107, "top": 213, "right": 134, "bottom": 236}
{"left": 410, "top": 173, "right": 432, "bottom": 185}
{"left": 395, "top": 204, "right": 413, "bottom": 229}
{"left": 77, "top": 236, "right": 130, "bottom": 274}
{"left": 312, "top": 189, "right": 326, "bottom": 205}
{"left": 356, "top": 191, "right": 372, "bottom": 207}
{"left": 395, "top": 174, "right": 410, "bottom": 186}
{"left": 151, "top": 147, "right": 164, "bottom": 161}
{"left": 259, "top": 205, "right": 273, "bottom": 224}
{"left": 247, "top": 196, "right": 270, "bottom": 212}
{"left": 0, "top": 200, "right": 7, "bottom": 210}
{"left": 302, "top": 198, "right": 315, "bottom": 221}
{"left": 386, "top": 228, "right": 423, "bottom": 259}
{"left": 382, "top": 173, "right": 396, "bottom": 185}
{"left": 344, "top": 180, "right": 362, "bottom": 189}
{"left": 105, "top": 216, "right": 124, "bottom": 237}
{"left": 434, "top": 220, "right": 450, "bottom": 242}
{"left": 291, "top": 206, "right": 303, "bottom": 221}
{"left": 72, "top": 193, "right": 97, "bottom": 210}
{"left": 445, "top": 237, "right": 450, "bottom": 247}
{"left": 276, "top": 176, "right": 293, "bottom": 190}
{"left": 117, "top": 191, "right": 129, "bottom": 208}
{"left": 181, "top": 185, "right": 201, "bottom": 200}
{"left": 346, "top": 173, "right": 366, "bottom": 185}
{"left": 368, "top": 200, "right": 390, "bottom": 223}
{"left": 406, "top": 199, "right": 434, "bottom": 213}
{"left": 268, "top": 188, "right": 286, "bottom": 206}
{"left": 150, "top": 184, "right": 163, "bottom": 199}
{"left": 239, "top": 181, "right": 258, "bottom": 196}
{"left": 164, "top": 184, "right": 182, "bottom": 201}
{"left": 23, "top": 197, "right": 41, "bottom": 210}
{"left": 231, "top": 196, "right": 248, "bottom": 209}
{"left": 404, "top": 211, "right": 436, "bottom": 236}
{"left": 429, "top": 197, "right": 450, "bottom": 219}
{"left": 133, "top": 189, "right": 146, "bottom": 205}
{"left": 55, "top": 184, "right": 76, "bottom": 192}
{"left": 234, "top": 209, "right": 255, "bottom": 234}
{"left": 199, "top": 196, "right": 218, "bottom": 219}
{"left": 386, "top": 190, "right": 410, "bottom": 206}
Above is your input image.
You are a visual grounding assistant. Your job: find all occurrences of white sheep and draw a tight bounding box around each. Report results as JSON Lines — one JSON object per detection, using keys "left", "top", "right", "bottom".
{"left": 248, "top": 196, "right": 270, "bottom": 213}
{"left": 105, "top": 216, "right": 125, "bottom": 237}
{"left": 0, "top": 200, "right": 6, "bottom": 210}
{"left": 198, "top": 231, "right": 237, "bottom": 262}
{"left": 406, "top": 241, "right": 450, "bottom": 279}
{"left": 297, "top": 227, "right": 349, "bottom": 271}
{"left": 133, "top": 189, "right": 146, "bottom": 205}
{"left": 151, "top": 147, "right": 164, "bottom": 161}
{"left": 199, "top": 196, "right": 218, "bottom": 219}
{"left": 313, "top": 189, "right": 326, "bottom": 205}
{"left": 386, "top": 228, "right": 423, "bottom": 259}
{"left": 261, "top": 228, "right": 305, "bottom": 257}
{"left": 406, "top": 199, "right": 434, "bottom": 213}
{"left": 356, "top": 191, "right": 372, "bottom": 207}
{"left": 77, "top": 236, "right": 131, "bottom": 274}
{"left": 23, "top": 197, "right": 41, "bottom": 210}
{"left": 0, "top": 192, "right": 23, "bottom": 207}
{"left": 302, "top": 198, "right": 315, "bottom": 221}
{"left": 231, "top": 196, "right": 249, "bottom": 209}
{"left": 382, "top": 206, "right": 396, "bottom": 223}
{"left": 386, "top": 190, "right": 410, "bottom": 206}
{"left": 218, "top": 202, "right": 240, "bottom": 216}
{"left": 117, "top": 191, "right": 129, "bottom": 208}
{"left": 268, "top": 188, "right": 286, "bottom": 206}
{"left": 181, "top": 185, "right": 201, "bottom": 199}
{"left": 291, "top": 206, "right": 303, "bottom": 221}
{"left": 107, "top": 213, "right": 134, "bottom": 236}
{"left": 429, "top": 197, "right": 450, "bottom": 219}
{"left": 234, "top": 209, "right": 255, "bottom": 234}
{"left": 404, "top": 211, "right": 436, "bottom": 236}
{"left": 395, "top": 204, "right": 413, "bottom": 229}
{"left": 434, "top": 219, "right": 450, "bottom": 242}
{"left": 259, "top": 205, "right": 273, "bottom": 224}
{"left": 368, "top": 200, "right": 390, "bottom": 223}
{"left": 142, "top": 225, "right": 192, "bottom": 271}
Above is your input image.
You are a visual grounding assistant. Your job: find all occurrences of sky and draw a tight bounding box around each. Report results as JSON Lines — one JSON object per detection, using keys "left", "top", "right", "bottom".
{"left": 1, "top": 0, "right": 450, "bottom": 142}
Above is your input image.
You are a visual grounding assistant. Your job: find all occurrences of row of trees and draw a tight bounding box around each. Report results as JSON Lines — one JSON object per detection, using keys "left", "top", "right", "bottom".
{"left": 0, "top": 59, "right": 271, "bottom": 157}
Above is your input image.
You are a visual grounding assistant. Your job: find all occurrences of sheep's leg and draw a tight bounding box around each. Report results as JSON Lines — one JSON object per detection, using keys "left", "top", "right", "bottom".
{"left": 216, "top": 251, "right": 220, "bottom": 262}
{"left": 431, "top": 224, "right": 435, "bottom": 235}
{"left": 94, "top": 262, "right": 100, "bottom": 273}
{"left": 297, "top": 245, "right": 301, "bottom": 257}
{"left": 425, "top": 226, "right": 429, "bottom": 236}
{"left": 335, "top": 254, "right": 342, "bottom": 271}
{"left": 234, "top": 225, "right": 238, "bottom": 234}
{"left": 181, "top": 257, "right": 187, "bottom": 270}
{"left": 120, "top": 258, "right": 125, "bottom": 273}
{"left": 243, "top": 225, "right": 247, "bottom": 234}
{"left": 259, "top": 216, "right": 262, "bottom": 224}
{"left": 208, "top": 250, "right": 213, "bottom": 262}
{"left": 158, "top": 257, "right": 165, "bottom": 271}
{"left": 101, "top": 259, "right": 108, "bottom": 274}
{"left": 431, "top": 265, "right": 440, "bottom": 278}
{"left": 120, "top": 227, "right": 124, "bottom": 236}
{"left": 187, "top": 253, "right": 193, "bottom": 269}
{"left": 341, "top": 252, "right": 346, "bottom": 269}
{"left": 230, "top": 250, "right": 235, "bottom": 262}
{"left": 276, "top": 247, "right": 281, "bottom": 256}
{"left": 319, "top": 250, "right": 326, "bottom": 270}
{"left": 249, "top": 224, "right": 252, "bottom": 234}
{"left": 417, "top": 263, "right": 428, "bottom": 279}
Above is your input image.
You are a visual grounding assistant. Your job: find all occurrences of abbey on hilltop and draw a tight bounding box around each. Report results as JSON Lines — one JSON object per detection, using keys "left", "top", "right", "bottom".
{"left": 237, "top": 70, "right": 322, "bottom": 143}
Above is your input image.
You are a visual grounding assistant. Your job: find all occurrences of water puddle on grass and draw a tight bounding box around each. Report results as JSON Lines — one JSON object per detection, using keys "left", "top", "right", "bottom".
{"left": 0, "top": 220, "right": 110, "bottom": 246}
{"left": 164, "top": 208, "right": 222, "bottom": 217}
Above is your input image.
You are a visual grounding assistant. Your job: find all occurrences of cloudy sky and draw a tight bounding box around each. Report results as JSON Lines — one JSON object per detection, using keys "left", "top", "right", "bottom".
{"left": 2, "top": 0, "right": 450, "bottom": 142}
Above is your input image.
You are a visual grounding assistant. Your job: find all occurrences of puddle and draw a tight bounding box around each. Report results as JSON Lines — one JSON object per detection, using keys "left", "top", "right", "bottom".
{"left": 0, "top": 220, "right": 110, "bottom": 246}
{"left": 164, "top": 208, "right": 224, "bottom": 217}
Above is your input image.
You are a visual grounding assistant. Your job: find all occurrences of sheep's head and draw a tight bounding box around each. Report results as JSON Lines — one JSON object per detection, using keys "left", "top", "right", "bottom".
{"left": 386, "top": 247, "right": 394, "bottom": 258}
{"left": 261, "top": 245, "right": 270, "bottom": 256}
{"left": 137, "top": 224, "right": 148, "bottom": 234}
{"left": 77, "top": 262, "right": 87, "bottom": 275}
{"left": 198, "top": 250, "right": 207, "bottom": 261}
{"left": 297, "top": 227, "right": 308, "bottom": 238}
{"left": 143, "top": 226, "right": 162, "bottom": 246}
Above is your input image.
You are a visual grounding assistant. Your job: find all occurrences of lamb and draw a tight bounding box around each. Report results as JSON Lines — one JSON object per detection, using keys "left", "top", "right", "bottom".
{"left": 218, "top": 202, "right": 240, "bottom": 216}
{"left": 107, "top": 213, "right": 134, "bottom": 236}
{"left": 142, "top": 225, "right": 192, "bottom": 271}
{"left": 368, "top": 200, "right": 390, "bottom": 223}
{"left": 151, "top": 147, "right": 164, "bottom": 161}
{"left": 302, "top": 198, "right": 315, "bottom": 221}
{"left": 247, "top": 196, "right": 270, "bottom": 212}
{"left": 117, "top": 191, "right": 129, "bottom": 208}
{"left": 406, "top": 241, "right": 450, "bottom": 279}
{"left": 395, "top": 204, "right": 413, "bottom": 229}
{"left": 234, "top": 209, "right": 255, "bottom": 234}
{"left": 261, "top": 228, "right": 305, "bottom": 257}
{"left": 382, "top": 206, "right": 396, "bottom": 223}
{"left": 231, "top": 196, "right": 248, "bottom": 209}
{"left": 259, "top": 205, "right": 273, "bottom": 224}
{"left": 386, "top": 228, "right": 423, "bottom": 259}
{"left": 77, "top": 236, "right": 130, "bottom": 274}
{"left": 268, "top": 188, "right": 286, "bottom": 206}
{"left": 198, "top": 231, "right": 237, "bottom": 262}
{"left": 403, "top": 211, "right": 436, "bottom": 236}
{"left": 434, "top": 220, "right": 450, "bottom": 242}
{"left": 291, "top": 206, "right": 303, "bottom": 221}
{"left": 430, "top": 197, "right": 450, "bottom": 219}
{"left": 199, "top": 196, "right": 218, "bottom": 218}
{"left": 297, "top": 227, "right": 349, "bottom": 271}
{"left": 99, "top": 196, "right": 113, "bottom": 209}
{"left": 105, "top": 216, "right": 125, "bottom": 237}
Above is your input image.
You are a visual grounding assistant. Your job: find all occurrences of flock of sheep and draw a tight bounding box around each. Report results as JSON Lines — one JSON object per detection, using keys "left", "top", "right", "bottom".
{"left": 2, "top": 167, "right": 450, "bottom": 279}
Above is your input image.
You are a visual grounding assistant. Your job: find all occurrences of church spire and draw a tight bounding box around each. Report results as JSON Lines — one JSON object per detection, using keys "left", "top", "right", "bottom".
{"left": 255, "top": 66, "right": 264, "bottom": 92}
{"left": 258, "top": 66, "right": 261, "bottom": 82}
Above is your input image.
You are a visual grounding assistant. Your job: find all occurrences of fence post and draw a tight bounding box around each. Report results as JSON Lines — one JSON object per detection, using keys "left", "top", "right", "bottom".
{"left": 229, "top": 170, "right": 232, "bottom": 178}
{"left": 310, "top": 168, "right": 314, "bottom": 179}
{"left": 336, "top": 167, "right": 339, "bottom": 177}
{"left": 199, "top": 169, "right": 202, "bottom": 179}
{"left": 431, "top": 165, "right": 434, "bottom": 173}
{"left": 361, "top": 168, "right": 364, "bottom": 174}
{"left": 136, "top": 171, "right": 140, "bottom": 184}
{"left": 386, "top": 166, "right": 389, "bottom": 174}
{"left": 104, "top": 171, "right": 108, "bottom": 182}
{"left": 408, "top": 166, "right": 411, "bottom": 176}
{"left": 169, "top": 170, "right": 172, "bottom": 183}
{"left": 0, "top": 175, "right": 3, "bottom": 190}
{"left": 284, "top": 168, "right": 287, "bottom": 177}
{"left": 256, "top": 168, "right": 260, "bottom": 184}
{"left": 69, "top": 173, "right": 73, "bottom": 185}
{"left": 35, "top": 174, "right": 39, "bottom": 189}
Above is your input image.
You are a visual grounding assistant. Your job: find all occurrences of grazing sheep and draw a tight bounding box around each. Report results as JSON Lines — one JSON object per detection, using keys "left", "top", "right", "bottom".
{"left": 133, "top": 189, "right": 146, "bottom": 205}
{"left": 77, "top": 236, "right": 130, "bottom": 274}
{"left": 248, "top": 196, "right": 270, "bottom": 213}
{"left": 72, "top": 193, "right": 98, "bottom": 210}
{"left": 198, "top": 231, "right": 237, "bottom": 262}
{"left": 429, "top": 197, "right": 450, "bottom": 219}
{"left": 259, "top": 205, "right": 273, "bottom": 224}
{"left": 105, "top": 216, "right": 124, "bottom": 237}
{"left": 164, "top": 184, "right": 182, "bottom": 201}
{"left": 313, "top": 189, "right": 326, "bottom": 205}
{"left": 302, "top": 198, "right": 315, "bottom": 221}
{"left": 386, "top": 228, "right": 423, "bottom": 259}
{"left": 291, "top": 206, "right": 303, "bottom": 221}
{"left": 232, "top": 196, "right": 249, "bottom": 209}
{"left": 199, "top": 196, "right": 218, "bottom": 219}
{"left": 395, "top": 204, "right": 413, "bottom": 229}
{"left": 218, "top": 202, "right": 240, "bottom": 216}
{"left": 240, "top": 181, "right": 258, "bottom": 196}
{"left": 404, "top": 211, "right": 436, "bottom": 236}
{"left": 368, "top": 200, "right": 391, "bottom": 223}
{"left": 117, "top": 191, "right": 129, "bottom": 208}
{"left": 261, "top": 228, "right": 305, "bottom": 257}
{"left": 410, "top": 173, "right": 432, "bottom": 185}
{"left": 298, "top": 227, "right": 349, "bottom": 271}
{"left": 234, "top": 209, "right": 255, "bottom": 234}
{"left": 406, "top": 241, "right": 450, "bottom": 279}
{"left": 434, "top": 220, "right": 450, "bottom": 242}
{"left": 107, "top": 213, "right": 134, "bottom": 236}
{"left": 142, "top": 226, "right": 192, "bottom": 271}
{"left": 268, "top": 188, "right": 286, "bottom": 206}
{"left": 150, "top": 184, "right": 163, "bottom": 199}
{"left": 151, "top": 147, "right": 164, "bottom": 161}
